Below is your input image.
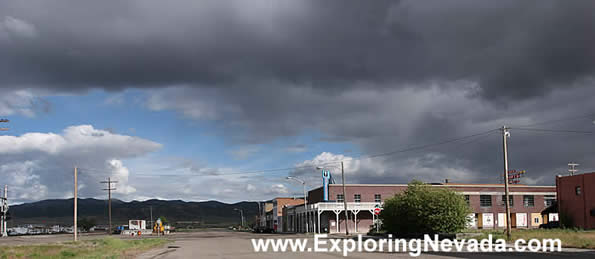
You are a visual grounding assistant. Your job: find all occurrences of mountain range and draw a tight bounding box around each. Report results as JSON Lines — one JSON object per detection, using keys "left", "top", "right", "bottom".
{"left": 7, "top": 198, "right": 258, "bottom": 227}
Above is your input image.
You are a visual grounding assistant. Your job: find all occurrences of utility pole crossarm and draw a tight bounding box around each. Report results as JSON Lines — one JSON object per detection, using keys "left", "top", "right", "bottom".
{"left": 101, "top": 178, "right": 117, "bottom": 235}
{"left": 568, "top": 163, "right": 579, "bottom": 176}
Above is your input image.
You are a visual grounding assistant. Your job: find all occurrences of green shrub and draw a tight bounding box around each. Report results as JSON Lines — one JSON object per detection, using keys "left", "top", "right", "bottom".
{"left": 380, "top": 180, "right": 471, "bottom": 234}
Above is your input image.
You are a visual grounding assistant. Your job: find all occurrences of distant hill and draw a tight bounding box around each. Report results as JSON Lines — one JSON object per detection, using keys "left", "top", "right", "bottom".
{"left": 8, "top": 198, "right": 258, "bottom": 227}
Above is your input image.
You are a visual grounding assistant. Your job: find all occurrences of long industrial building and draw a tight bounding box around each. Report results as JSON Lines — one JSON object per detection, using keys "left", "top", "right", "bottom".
{"left": 282, "top": 182, "right": 556, "bottom": 234}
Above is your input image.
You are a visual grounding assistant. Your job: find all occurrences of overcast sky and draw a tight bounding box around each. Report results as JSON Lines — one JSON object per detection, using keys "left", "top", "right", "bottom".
{"left": 1, "top": 0, "right": 594, "bottom": 203}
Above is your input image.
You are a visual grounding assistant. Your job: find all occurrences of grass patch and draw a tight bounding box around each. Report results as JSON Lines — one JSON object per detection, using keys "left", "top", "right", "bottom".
{"left": 0, "top": 237, "right": 168, "bottom": 259}
{"left": 472, "top": 228, "right": 595, "bottom": 249}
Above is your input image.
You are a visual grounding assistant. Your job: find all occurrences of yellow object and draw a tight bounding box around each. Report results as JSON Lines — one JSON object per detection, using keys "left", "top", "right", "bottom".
{"left": 153, "top": 221, "right": 163, "bottom": 234}
{"left": 531, "top": 213, "right": 542, "bottom": 227}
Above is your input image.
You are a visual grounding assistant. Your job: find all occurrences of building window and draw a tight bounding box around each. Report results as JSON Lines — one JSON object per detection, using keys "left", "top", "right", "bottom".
{"left": 354, "top": 194, "right": 361, "bottom": 203}
{"left": 337, "top": 194, "right": 344, "bottom": 202}
{"left": 501, "top": 195, "right": 513, "bottom": 207}
{"left": 576, "top": 186, "right": 581, "bottom": 195}
{"left": 480, "top": 195, "right": 492, "bottom": 207}
{"left": 374, "top": 194, "right": 381, "bottom": 203}
{"left": 523, "top": 195, "right": 534, "bottom": 207}
{"left": 464, "top": 195, "right": 470, "bottom": 205}
{"left": 544, "top": 195, "right": 555, "bottom": 207}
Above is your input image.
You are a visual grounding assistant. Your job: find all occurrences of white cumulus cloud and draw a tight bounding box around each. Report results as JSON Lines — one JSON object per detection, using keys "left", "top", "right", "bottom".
{"left": 0, "top": 125, "right": 161, "bottom": 203}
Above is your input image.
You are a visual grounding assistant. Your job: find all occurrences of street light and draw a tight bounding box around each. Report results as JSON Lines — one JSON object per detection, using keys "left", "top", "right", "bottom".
{"left": 286, "top": 176, "right": 308, "bottom": 233}
{"left": 317, "top": 161, "right": 349, "bottom": 235}
{"left": 234, "top": 208, "right": 244, "bottom": 228}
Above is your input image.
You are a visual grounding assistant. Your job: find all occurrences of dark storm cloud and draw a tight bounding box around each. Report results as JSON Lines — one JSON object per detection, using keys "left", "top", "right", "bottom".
{"left": 1, "top": 0, "right": 594, "bottom": 100}
{"left": 1, "top": 0, "right": 594, "bottom": 191}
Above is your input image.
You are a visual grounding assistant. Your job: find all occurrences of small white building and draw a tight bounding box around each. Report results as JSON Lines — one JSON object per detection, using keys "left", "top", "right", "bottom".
{"left": 128, "top": 220, "right": 146, "bottom": 230}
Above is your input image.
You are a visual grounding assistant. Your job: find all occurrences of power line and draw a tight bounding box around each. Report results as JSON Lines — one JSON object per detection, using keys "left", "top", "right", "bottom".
{"left": 373, "top": 131, "right": 500, "bottom": 173}
{"left": 364, "top": 129, "right": 498, "bottom": 159}
{"left": 79, "top": 128, "right": 501, "bottom": 177}
{"left": 73, "top": 114, "right": 595, "bottom": 179}
{"left": 513, "top": 112, "right": 595, "bottom": 128}
{"left": 510, "top": 128, "right": 593, "bottom": 134}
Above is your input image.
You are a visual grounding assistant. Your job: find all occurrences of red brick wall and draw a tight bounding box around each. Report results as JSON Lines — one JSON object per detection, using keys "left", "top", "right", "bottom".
{"left": 314, "top": 184, "right": 555, "bottom": 227}
{"left": 326, "top": 211, "right": 376, "bottom": 233}
{"left": 320, "top": 184, "right": 555, "bottom": 206}
{"left": 275, "top": 198, "right": 304, "bottom": 216}
{"left": 328, "top": 185, "right": 408, "bottom": 203}
{"left": 466, "top": 193, "right": 550, "bottom": 214}
{"left": 557, "top": 173, "right": 595, "bottom": 229}
{"left": 308, "top": 187, "right": 325, "bottom": 204}
{"left": 300, "top": 183, "right": 558, "bottom": 232}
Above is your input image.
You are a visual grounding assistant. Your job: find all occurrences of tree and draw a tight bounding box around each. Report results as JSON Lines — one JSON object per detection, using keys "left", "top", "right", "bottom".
{"left": 78, "top": 217, "right": 97, "bottom": 232}
{"left": 380, "top": 180, "right": 471, "bottom": 234}
{"left": 158, "top": 216, "right": 168, "bottom": 225}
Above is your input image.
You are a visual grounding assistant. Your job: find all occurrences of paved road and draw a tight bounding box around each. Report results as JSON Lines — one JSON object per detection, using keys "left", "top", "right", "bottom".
{"left": 137, "top": 230, "right": 595, "bottom": 259}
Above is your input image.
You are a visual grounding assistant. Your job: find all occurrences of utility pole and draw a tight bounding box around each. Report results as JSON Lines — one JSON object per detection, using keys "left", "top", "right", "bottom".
{"left": 74, "top": 167, "right": 78, "bottom": 242}
{"left": 150, "top": 206, "right": 153, "bottom": 229}
{"left": 317, "top": 163, "right": 350, "bottom": 235}
{"left": 100, "top": 178, "right": 117, "bottom": 235}
{"left": 501, "top": 126, "right": 512, "bottom": 240}
{"left": 256, "top": 202, "right": 261, "bottom": 228}
{"left": 1, "top": 121, "right": 8, "bottom": 237}
{"left": 1, "top": 185, "right": 8, "bottom": 237}
{"left": 341, "top": 161, "right": 349, "bottom": 235}
{"left": 568, "top": 163, "right": 579, "bottom": 176}
{"left": 234, "top": 208, "right": 244, "bottom": 228}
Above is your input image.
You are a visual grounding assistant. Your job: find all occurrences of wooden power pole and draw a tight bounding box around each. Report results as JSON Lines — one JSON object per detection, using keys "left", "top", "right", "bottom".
{"left": 341, "top": 161, "right": 349, "bottom": 235}
{"left": 1, "top": 120, "right": 8, "bottom": 237}
{"left": 502, "top": 126, "right": 512, "bottom": 240}
{"left": 74, "top": 167, "right": 78, "bottom": 242}
{"left": 101, "top": 178, "right": 117, "bottom": 235}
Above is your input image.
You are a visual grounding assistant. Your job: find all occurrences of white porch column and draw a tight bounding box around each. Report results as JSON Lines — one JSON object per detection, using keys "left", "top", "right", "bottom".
{"left": 352, "top": 210, "right": 360, "bottom": 233}
{"left": 333, "top": 210, "right": 341, "bottom": 233}
{"left": 308, "top": 211, "right": 314, "bottom": 235}
{"left": 310, "top": 211, "right": 313, "bottom": 232}
{"left": 317, "top": 210, "right": 322, "bottom": 233}
{"left": 311, "top": 211, "right": 315, "bottom": 233}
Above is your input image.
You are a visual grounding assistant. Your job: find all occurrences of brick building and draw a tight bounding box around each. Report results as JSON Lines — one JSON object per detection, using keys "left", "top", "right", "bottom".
{"left": 556, "top": 172, "right": 595, "bottom": 229}
{"left": 262, "top": 197, "right": 304, "bottom": 232}
{"left": 283, "top": 183, "right": 556, "bottom": 234}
